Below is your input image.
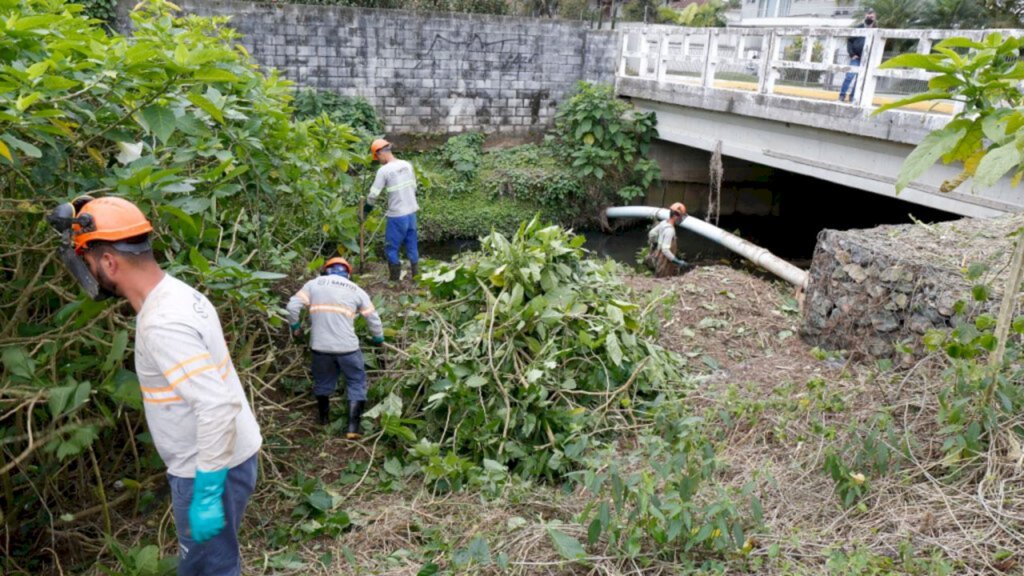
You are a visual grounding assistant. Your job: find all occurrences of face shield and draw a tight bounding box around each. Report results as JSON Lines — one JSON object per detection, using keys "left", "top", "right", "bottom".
{"left": 321, "top": 264, "right": 351, "bottom": 278}
{"left": 47, "top": 196, "right": 111, "bottom": 301}
{"left": 47, "top": 196, "right": 154, "bottom": 301}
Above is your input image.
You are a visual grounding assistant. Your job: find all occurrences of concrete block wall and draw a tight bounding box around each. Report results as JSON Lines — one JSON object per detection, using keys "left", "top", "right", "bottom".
{"left": 121, "top": 0, "right": 619, "bottom": 136}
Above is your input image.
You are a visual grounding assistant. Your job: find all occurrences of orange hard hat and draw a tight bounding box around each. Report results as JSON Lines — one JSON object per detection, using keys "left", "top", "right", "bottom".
{"left": 669, "top": 202, "right": 686, "bottom": 215}
{"left": 72, "top": 196, "right": 153, "bottom": 254}
{"left": 370, "top": 139, "right": 391, "bottom": 161}
{"left": 322, "top": 257, "right": 352, "bottom": 275}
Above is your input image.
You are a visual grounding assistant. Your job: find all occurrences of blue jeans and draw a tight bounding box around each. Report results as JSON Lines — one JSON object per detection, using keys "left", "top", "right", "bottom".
{"left": 385, "top": 213, "right": 419, "bottom": 266}
{"left": 840, "top": 56, "right": 860, "bottom": 101}
{"left": 311, "top": 349, "right": 367, "bottom": 400}
{"left": 168, "top": 454, "right": 258, "bottom": 576}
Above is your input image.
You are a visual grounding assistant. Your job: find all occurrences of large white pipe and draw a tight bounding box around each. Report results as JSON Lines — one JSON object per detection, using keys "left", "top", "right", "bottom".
{"left": 604, "top": 206, "right": 809, "bottom": 289}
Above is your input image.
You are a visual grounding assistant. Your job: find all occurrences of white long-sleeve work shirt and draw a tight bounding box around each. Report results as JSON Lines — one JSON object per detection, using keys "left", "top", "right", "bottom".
{"left": 134, "top": 275, "right": 262, "bottom": 477}
{"left": 287, "top": 274, "right": 383, "bottom": 354}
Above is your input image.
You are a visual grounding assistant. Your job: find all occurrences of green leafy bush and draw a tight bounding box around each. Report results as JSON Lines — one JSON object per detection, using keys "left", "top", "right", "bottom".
{"left": 269, "top": 474, "right": 353, "bottom": 546}
{"left": 0, "top": 0, "right": 363, "bottom": 567}
{"left": 577, "top": 405, "right": 763, "bottom": 559}
{"left": 78, "top": 0, "right": 119, "bottom": 22}
{"left": 654, "top": 0, "right": 728, "bottom": 26}
{"left": 549, "top": 83, "right": 660, "bottom": 206}
{"left": 97, "top": 542, "right": 177, "bottom": 576}
{"left": 878, "top": 33, "right": 1024, "bottom": 193}
{"left": 485, "top": 144, "right": 586, "bottom": 216}
{"left": 418, "top": 185, "right": 538, "bottom": 241}
{"left": 440, "top": 132, "right": 485, "bottom": 180}
{"left": 293, "top": 87, "right": 384, "bottom": 136}
{"left": 920, "top": 265, "right": 1024, "bottom": 469}
{"left": 380, "top": 218, "right": 685, "bottom": 478}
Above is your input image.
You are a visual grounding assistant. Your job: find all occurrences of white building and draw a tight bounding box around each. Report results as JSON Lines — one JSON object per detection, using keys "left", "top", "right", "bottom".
{"left": 740, "top": 0, "right": 865, "bottom": 20}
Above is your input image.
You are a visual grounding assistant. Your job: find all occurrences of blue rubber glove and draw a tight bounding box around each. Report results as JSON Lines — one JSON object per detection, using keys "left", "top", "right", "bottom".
{"left": 371, "top": 335, "right": 384, "bottom": 346}
{"left": 362, "top": 202, "right": 375, "bottom": 219}
{"left": 290, "top": 322, "right": 302, "bottom": 338}
{"left": 671, "top": 257, "right": 690, "bottom": 268}
{"left": 189, "top": 468, "right": 227, "bottom": 543}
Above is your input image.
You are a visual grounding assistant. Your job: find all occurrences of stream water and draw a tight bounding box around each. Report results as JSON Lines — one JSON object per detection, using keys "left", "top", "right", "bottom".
{"left": 419, "top": 188, "right": 962, "bottom": 271}
{"left": 418, "top": 223, "right": 738, "bottom": 269}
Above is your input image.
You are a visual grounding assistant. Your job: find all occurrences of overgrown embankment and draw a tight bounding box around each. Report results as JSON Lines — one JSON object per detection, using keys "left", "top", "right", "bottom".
{"left": 411, "top": 83, "right": 660, "bottom": 243}
{"left": 8, "top": 2, "right": 1023, "bottom": 575}
{"left": 242, "top": 261, "right": 1024, "bottom": 575}
{"left": 0, "top": 1, "right": 371, "bottom": 570}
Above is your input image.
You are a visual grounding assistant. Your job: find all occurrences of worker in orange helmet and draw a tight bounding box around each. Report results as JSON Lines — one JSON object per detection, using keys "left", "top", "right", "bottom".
{"left": 645, "top": 202, "right": 690, "bottom": 277}
{"left": 287, "top": 256, "right": 384, "bottom": 439}
{"left": 46, "top": 196, "right": 262, "bottom": 575}
{"left": 365, "top": 138, "right": 420, "bottom": 283}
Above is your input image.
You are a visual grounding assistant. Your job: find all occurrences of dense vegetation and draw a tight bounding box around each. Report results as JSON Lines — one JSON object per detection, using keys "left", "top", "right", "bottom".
{"left": 0, "top": 1, "right": 672, "bottom": 571}
{"left": 412, "top": 82, "right": 659, "bottom": 243}
{"left": 0, "top": 0, "right": 369, "bottom": 569}
{"left": 4, "top": 1, "right": 1024, "bottom": 574}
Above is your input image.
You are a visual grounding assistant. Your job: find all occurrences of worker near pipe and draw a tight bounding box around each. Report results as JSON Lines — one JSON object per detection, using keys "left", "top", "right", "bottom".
{"left": 287, "top": 257, "right": 384, "bottom": 439}
{"left": 645, "top": 202, "right": 691, "bottom": 277}
{"left": 46, "top": 196, "right": 262, "bottom": 575}
{"left": 364, "top": 139, "right": 420, "bottom": 283}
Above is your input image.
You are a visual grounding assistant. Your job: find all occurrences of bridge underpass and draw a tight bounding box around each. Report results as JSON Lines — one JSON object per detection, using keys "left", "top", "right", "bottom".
{"left": 641, "top": 140, "right": 957, "bottom": 265}
{"left": 608, "top": 25, "right": 1024, "bottom": 358}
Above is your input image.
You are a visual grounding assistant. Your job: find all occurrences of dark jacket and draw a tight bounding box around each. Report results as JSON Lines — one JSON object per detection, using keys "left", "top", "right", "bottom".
{"left": 846, "top": 22, "right": 872, "bottom": 59}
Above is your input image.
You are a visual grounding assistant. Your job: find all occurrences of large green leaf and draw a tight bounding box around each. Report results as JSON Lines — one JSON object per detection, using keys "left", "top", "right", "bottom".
{"left": 944, "top": 122, "right": 983, "bottom": 164}
{"left": 193, "top": 68, "right": 240, "bottom": 83}
{"left": 0, "top": 133, "right": 42, "bottom": 158}
{"left": 974, "top": 144, "right": 1022, "bottom": 189}
{"left": 895, "top": 122, "right": 968, "bottom": 193}
{"left": 872, "top": 91, "right": 952, "bottom": 115}
{"left": 935, "top": 37, "right": 985, "bottom": 50}
{"left": 48, "top": 384, "right": 75, "bottom": 417}
{"left": 981, "top": 110, "right": 1016, "bottom": 144}
{"left": 306, "top": 489, "right": 333, "bottom": 512}
{"left": 605, "top": 332, "right": 623, "bottom": 367}
{"left": 879, "top": 53, "right": 954, "bottom": 73}
{"left": 141, "top": 105, "right": 176, "bottom": 144}
{"left": 134, "top": 545, "right": 160, "bottom": 575}
{"left": 547, "top": 525, "right": 587, "bottom": 561}
{"left": 2, "top": 346, "right": 36, "bottom": 380}
{"left": 104, "top": 330, "right": 129, "bottom": 371}
{"left": 186, "top": 92, "right": 224, "bottom": 123}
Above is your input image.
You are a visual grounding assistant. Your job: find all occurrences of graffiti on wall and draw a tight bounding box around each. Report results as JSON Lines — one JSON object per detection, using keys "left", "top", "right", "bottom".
{"left": 415, "top": 33, "right": 536, "bottom": 71}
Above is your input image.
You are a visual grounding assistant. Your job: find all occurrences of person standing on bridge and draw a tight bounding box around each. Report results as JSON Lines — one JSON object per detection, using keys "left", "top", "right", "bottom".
{"left": 839, "top": 8, "right": 877, "bottom": 103}
{"left": 645, "top": 202, "right": 690, "bottom": 277}
{"left": 364, "top": 139, "right": 420, "bottom": 283}
{"left": 46, "top": 196, "right": 262, "bottom": 575}
{"left": 287, "top": 257, "right": 384, "bottom": 439}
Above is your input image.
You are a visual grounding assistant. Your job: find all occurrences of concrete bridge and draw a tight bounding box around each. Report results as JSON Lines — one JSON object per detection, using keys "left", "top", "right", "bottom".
{"left": 615, "top": 25, "right": 1024, "bottom": 218}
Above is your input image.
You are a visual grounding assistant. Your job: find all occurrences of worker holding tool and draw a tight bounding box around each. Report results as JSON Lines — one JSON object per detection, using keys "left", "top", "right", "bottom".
{"left": 645, "top": 202, "right": 690, "bottom": 277}
{"left": 364, "top": 138, "right": 420, "bottom": 283}
{"left": 287, "top": 257, "right": 384, "bottom": 439}
{"left": 46, "top": 196, "right": 262, "bottom": 575}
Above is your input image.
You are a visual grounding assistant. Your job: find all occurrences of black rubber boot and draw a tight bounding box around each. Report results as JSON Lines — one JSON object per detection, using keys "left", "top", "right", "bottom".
{"left": 410, "top": 262, "right": 418, "bottom": 280}
{"left": 315, "top": 395, "right": 330, "bottom": 426}
{"left": 346, "top": 400, "right": 366, "bottom": 440}
{"left": 388, "top": 263, "right": 401, "bottom": 283}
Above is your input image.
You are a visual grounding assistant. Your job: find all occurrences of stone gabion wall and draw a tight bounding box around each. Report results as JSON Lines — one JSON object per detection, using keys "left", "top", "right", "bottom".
{"left": 118, "top": 0, "right": 620, "bottom": 136}
{"left": 801, "top": 215, "right": 1023, "bottom": 360}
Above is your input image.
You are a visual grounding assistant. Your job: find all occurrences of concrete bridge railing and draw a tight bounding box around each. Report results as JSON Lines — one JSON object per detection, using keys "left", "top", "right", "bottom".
{"left": 618, "top": 25, "right": 1022, "bottom": 115}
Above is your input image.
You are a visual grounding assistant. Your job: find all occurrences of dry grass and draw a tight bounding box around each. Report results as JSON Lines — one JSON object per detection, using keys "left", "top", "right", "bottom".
{"left": 625, "top": 266, "right": 1024, "bottom": 575}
